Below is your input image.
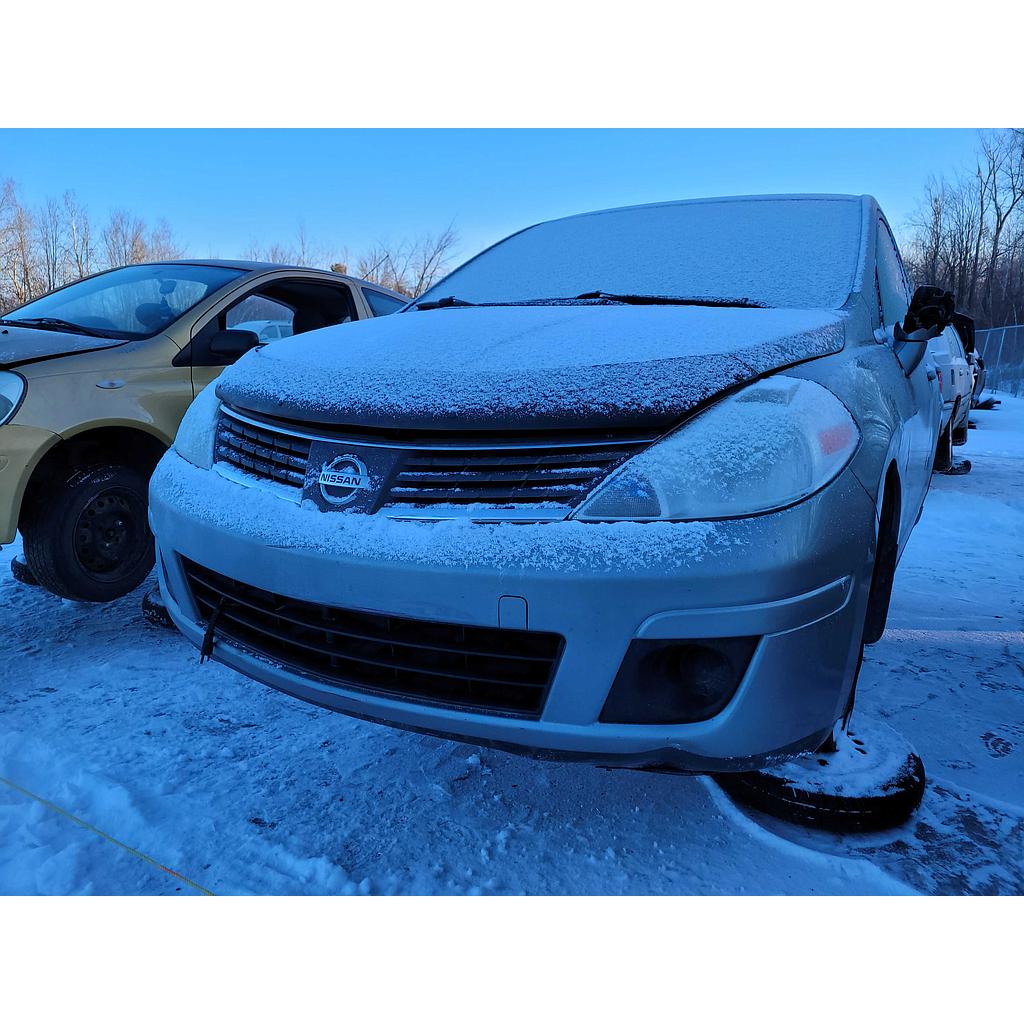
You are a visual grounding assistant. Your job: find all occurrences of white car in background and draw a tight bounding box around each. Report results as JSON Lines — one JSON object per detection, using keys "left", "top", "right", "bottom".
{"left": 231, "top": 319, "right": 294, "bottom": 343}
{"left": 968, "top": 351, "right": 986, "bottom": 407}
{"left": 928, "top": 321, "right": 973, "bottom": 465}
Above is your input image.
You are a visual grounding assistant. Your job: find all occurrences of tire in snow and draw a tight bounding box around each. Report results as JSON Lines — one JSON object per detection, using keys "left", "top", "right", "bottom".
{"left": 715, "top": 717, "right": 925, "bottom": 833}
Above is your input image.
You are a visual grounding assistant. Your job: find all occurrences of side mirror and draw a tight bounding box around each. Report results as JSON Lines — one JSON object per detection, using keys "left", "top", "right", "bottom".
{"left": 208, "top": 328, "right": 260, "bottom": 360}
{"left": 898, "top": 285, "right": 955, "bottom": 342}
{"left": 879, "top": 285, "right": 955, "bottom": 378}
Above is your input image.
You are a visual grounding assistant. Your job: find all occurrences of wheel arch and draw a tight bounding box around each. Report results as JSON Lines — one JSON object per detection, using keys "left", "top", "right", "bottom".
{"left": 18, "top": 422, "right": 170, "bottom": 531}
{"left": 863, "top": 460, "right": 902, "bottom": 646}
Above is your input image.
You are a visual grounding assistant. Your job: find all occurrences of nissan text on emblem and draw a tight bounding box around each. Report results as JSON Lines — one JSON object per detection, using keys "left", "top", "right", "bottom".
{"left": 318, "top": 454, "right": 372, "bottom": 507}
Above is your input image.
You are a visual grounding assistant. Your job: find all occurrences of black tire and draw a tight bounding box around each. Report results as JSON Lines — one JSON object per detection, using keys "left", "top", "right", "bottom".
{"left": 716, "top": 719, "right": 926, "bottom": 833}
{"left": 952, "top": 419, "right": 968, "bottom": 446}
{"left": 21, "top": 463, "right": 154, "bottom": 602}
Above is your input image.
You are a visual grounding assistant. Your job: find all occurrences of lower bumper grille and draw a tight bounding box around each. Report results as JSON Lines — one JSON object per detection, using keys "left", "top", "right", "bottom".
{"left": 182, "top": 560, "right": 563, "bottom": 717}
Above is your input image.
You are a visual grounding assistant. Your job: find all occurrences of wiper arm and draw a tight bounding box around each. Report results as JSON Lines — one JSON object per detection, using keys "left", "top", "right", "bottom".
{"left": 414, "top": 293, "right": 771, "bottom": 311}
{"left": 3, "top": 316, "right": 107, "bottom": 337}
{"left": 415, "top": 296, "right": 478, "bottom": 311}
{"left": 574, "top": 291, "right": 769, "bottom": 309}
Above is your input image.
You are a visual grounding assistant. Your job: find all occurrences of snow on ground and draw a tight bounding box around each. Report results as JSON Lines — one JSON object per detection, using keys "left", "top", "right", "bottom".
{"left": 1, "top": 400, "right": 1022, "bottom": 895}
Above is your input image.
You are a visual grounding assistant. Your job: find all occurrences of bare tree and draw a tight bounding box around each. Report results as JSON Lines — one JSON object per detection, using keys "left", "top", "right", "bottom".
{"left": 102, "top": 209, "right": 148, "bottom": 267}
{"left": 978, "top": 130, "right": 1024, "bottom": 320}
{"left": 147, "top": 218, "right": 183, "bottom": 261}
{"left": 63, "top": 191, "right": 94, "bottom": 280}
{"left": 1, "top": 190, "right": 39, "bottom": 306}
{"left": 0, "top": 179, "right": 192, "bottom": 311}
{"left": 408, "top": 224, "right": 459, "bottom": 296}
{"left": 903, "top": 128, "right": 1024, "bottom": 327}
{"left": 0, "top": 179, "right": 22, "bottom": 308}
{"left": 357, "top": 225, "right": 459, "bottom": 297}
{"left": 245, "top": 239, "right": 301, "bottom": 264}
{"left": 35, "top": 197, "right": 67, "bottom": 293}
{"left": 246, "top": 225, "right": 349, "bottom": 272}
{"left": 0, "top": 171, "right": 460, "bottom": 312}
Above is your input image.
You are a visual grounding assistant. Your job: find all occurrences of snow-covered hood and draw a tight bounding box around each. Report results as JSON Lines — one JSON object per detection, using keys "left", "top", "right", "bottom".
{"left": 0, "top": 322, "right": 127, "bottom": 369}
{"left": 216, "top": 304, "right": 847, "bottom": 430}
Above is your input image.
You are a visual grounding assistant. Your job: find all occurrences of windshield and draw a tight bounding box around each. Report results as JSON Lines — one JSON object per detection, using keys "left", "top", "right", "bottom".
{"left": 417, "top": 198, "right": 863, "bottom": 311}
{"left": 4, "top": 263, "right": 245, "bottom": 339}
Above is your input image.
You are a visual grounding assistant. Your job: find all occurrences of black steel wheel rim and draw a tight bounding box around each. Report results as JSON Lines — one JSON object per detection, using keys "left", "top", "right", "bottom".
{"left": 73, "top": 489, "right": 145, "bottom": 580}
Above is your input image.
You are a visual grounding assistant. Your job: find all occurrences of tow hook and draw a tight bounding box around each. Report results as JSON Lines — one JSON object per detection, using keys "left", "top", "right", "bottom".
{"left": 199, "top": 597, "right": 227, "bottom": 664}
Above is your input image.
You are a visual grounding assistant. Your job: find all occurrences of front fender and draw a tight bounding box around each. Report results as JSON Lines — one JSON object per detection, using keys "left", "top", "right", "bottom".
{"left": 0, "top": 423, "right": 61, "bottom": 543}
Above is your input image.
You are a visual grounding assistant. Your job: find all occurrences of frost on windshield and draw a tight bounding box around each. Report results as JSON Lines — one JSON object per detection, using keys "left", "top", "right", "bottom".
{"left": 418, "top": 196, "right": 864, "bottom": 311}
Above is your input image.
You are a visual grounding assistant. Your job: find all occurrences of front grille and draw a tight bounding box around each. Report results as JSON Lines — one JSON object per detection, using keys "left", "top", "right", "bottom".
{"left": 216, "top": 412, "right": 311, "bottom": 490}
{"left": 182, "top": 559, "right": 564, "bottom": 717}
{"left": 385, "top": 446, "right": 643, "bottom": 508}
{"left": 214, "top": 406, "right": 654, "bottom": 517}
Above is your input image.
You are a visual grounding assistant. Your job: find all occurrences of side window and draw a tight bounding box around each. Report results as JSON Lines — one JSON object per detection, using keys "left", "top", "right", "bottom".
{"left": 227, "top": 295, "right": 296, "bottom": 339}
{"left": 876, "top": 220, "right": 910, "bottom": 328}
{"left": 363, "top": 289, "right": 407, "bottom": 317}
{"left": 187, "top": 279, "right": 356, "bottom": 366}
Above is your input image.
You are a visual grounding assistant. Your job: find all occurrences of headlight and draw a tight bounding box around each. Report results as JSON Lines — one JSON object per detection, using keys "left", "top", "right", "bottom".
{"left": 572, "top": 376, "right": 860, "bottom": 521}
{"left": 173, "top": 384, "right": 221, "bottom": 470}
{"left": 0, "top": 372, "right": 26, "bottom": 426}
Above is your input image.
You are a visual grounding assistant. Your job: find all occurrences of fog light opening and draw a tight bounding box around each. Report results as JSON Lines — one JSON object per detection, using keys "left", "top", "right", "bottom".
{"left": 601, "top": 637, "right": 759, "bottom": 725}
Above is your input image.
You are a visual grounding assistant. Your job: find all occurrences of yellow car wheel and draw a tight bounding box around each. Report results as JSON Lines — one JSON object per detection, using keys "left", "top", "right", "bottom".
{"left": 22, "top": 463, "right": 154, "bottom": 602}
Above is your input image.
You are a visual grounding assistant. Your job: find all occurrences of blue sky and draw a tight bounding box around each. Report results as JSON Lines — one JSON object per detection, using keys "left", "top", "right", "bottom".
{"left": 1, "top": 129, "right": 982, "bottom": 264}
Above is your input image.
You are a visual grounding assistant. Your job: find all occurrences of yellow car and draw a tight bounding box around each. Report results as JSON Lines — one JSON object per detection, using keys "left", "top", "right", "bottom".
{"left": 0, "top": 260, "right": 406, "bottom": 601}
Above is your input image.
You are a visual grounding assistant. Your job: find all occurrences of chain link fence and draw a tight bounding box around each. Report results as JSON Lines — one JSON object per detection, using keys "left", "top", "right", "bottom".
{"left": 977, "top": 326, "right": 1024, "bottom": 398}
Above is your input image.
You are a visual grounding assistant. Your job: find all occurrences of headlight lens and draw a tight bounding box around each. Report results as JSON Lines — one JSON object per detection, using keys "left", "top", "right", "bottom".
{"left": 0, "top": 371, "right": 26, "bottom": 426}
{"left": 173, "top": 384, "right": 221, "bottom": 470}
{"left": 572, "top": 376, "right": 860, "bottom": 521}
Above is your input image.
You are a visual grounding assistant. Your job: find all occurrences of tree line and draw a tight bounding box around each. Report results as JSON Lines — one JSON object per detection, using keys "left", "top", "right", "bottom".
{"left": 4, "top": 129, "right": 1024, "bottom": 325}
{"left": 0, "top": 182, "right": 185, "bottom": 310}
{"left": 0, "top": 177, "right": 459, "bottom": 312}
{"left": 902, "top": 129, "right": 1024, "bottom": 328}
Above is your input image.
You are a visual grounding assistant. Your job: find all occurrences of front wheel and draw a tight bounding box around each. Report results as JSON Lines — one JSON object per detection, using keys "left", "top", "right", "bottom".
{"left": 22, "top": 463, "right": 155, "bottom": 602}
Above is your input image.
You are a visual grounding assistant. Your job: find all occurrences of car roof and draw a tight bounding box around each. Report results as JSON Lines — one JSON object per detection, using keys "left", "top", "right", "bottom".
{"left": 537, "top": 193, "right": 872, "bottom": 224}
{"left": 146, "top": 258, "right": 314, "bottom": 272}
{"left": 127, "top": 259, "right": 407, "bottom": 299}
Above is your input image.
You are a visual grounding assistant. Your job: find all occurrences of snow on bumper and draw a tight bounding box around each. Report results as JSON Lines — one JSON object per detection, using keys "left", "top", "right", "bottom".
{"left": 150, "top": 452, "right": 877, "bottom": 771}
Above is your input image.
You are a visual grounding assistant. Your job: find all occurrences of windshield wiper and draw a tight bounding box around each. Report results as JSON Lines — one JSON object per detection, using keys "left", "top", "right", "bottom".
{"left": 574, "top": 291, "right": 770, "bottom": 309}
{"left": 1, "top": 316, "right": 107, "bottom": 337}
{"left": 414, "top": 296, "right": 478, "bottom": 311}
{"left": 415, "top": 292, "right": 771, "bottom": 311}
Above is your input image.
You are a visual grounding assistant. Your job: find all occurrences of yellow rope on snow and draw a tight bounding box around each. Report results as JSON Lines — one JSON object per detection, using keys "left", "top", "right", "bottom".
{"left": 0, "top": 774, "right": 214, "bottom": 896}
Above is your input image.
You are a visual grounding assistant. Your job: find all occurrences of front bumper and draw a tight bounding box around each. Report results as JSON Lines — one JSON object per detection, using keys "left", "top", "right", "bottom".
{"left": 151, "top": 453, "right": 877, "bottom": 772}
